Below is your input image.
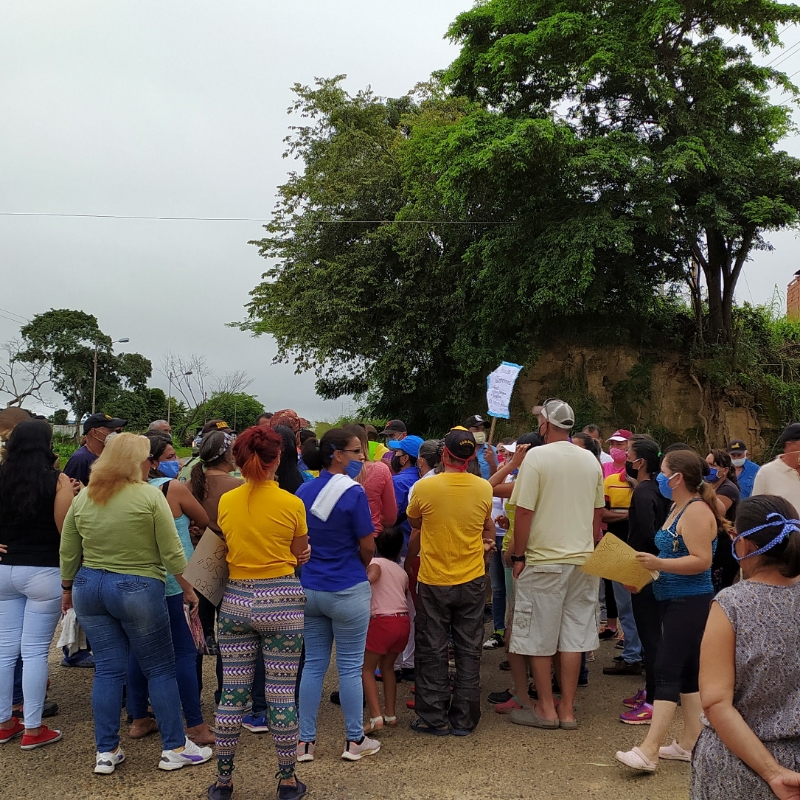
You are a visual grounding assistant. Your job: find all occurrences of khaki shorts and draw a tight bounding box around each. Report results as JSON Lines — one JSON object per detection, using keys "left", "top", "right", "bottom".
{"left": 509, "top": 564, "right": 599, "bottom": 657}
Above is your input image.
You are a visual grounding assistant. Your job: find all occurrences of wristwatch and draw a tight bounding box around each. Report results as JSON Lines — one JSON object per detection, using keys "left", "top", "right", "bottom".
{"left": 510, "top": 554, "right": 526, "bottom": 563}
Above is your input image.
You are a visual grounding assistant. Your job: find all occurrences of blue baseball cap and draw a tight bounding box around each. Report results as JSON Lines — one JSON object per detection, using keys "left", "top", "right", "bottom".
{"left": 388, "top": 435, "right": 423, "bottom": 459}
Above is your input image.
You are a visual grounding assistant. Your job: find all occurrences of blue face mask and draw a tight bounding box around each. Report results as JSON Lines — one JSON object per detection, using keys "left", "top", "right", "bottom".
{"left": 345, "top": 459, "right": 363, "bottom": 480}
{"left": 159, "top": 460, "right": 181, "bottom": 479}
{"left": 656, "top": 472, "right": 673, "bottom": 500}
{"left": 705, "top": 467, "right": 718, "bottom": 482}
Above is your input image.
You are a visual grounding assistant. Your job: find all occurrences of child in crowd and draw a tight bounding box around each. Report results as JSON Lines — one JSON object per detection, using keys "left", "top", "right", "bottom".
{"left": 361, "top": 526, "right": 411, "bottom": 733}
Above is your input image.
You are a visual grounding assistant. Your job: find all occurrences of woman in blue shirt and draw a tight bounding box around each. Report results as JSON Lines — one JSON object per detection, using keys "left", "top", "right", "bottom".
{"left": 295, "top": 429, "right": 377, "bottom": 763}
{"left": 616, "top": 449, "right": 723, "bottom": 774}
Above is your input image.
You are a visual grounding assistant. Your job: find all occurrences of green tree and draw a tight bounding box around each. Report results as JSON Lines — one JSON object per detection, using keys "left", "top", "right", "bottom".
{"left": 184, "top": 392, "right": 263, "bottom": 434}
{"left": 18, "top": 309, "right": 152, "bottom": 423}
{"left": 445, "top": 0, "right": 800, "bottom": 343}
{"left": 50, "top": 409, "right": 69, "bottom": 425}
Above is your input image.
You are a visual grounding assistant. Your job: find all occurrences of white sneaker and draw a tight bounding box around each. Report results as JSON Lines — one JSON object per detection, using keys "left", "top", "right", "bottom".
{"left": 95, "top": 747, "right": 125, "bottom": 774}
{"left": 296, "top": 741, "right": 315, "bottom": 762}
{"left": 341, "top": 735, "right": 380, "bottom": 761}
{"left": 158, "top": 736, "right": 213, "bottom": 771}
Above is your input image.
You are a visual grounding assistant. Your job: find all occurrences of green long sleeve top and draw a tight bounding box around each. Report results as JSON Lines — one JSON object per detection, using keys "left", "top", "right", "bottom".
{"left": 60, "top": 481, "right": 187, "bottom": 583}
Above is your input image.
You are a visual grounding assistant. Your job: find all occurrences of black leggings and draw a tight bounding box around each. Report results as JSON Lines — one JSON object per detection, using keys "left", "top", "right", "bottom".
{"left": 603, "top": 578, "right": 618, "bottom": 621}
{"left": 653, "top": 593, "right": 713, "bottom": 703}
{"left": 631, "top": 584, "right": 659, "bottom": 704}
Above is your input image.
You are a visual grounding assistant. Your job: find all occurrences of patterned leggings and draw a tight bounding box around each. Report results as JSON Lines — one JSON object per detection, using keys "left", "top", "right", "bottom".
{"left": 215, "top": 576, "right": 305, "bottom": 780}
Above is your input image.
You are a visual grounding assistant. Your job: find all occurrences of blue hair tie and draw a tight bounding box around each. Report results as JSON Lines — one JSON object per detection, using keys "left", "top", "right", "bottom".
{"left": 731, "top": 512, "right": 800, "bottom": 562}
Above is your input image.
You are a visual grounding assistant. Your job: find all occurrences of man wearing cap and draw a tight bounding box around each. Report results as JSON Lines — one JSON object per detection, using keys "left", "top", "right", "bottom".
{"left": 508, "top": 399, "right": 604, "bottom": 731}
{"left": 405, "top": 429, "right": 495, "bottom": 735}
{"left": 727, "top": 439, "right": 759, "bottom": 499}
{"left": 63, "top": 413, "right": 127, "bottom": 486}
{"left": 388, "top": 435, "right": 423, "bottom": 552}
{"left": 379, "top": 420, "right": 407, "bottom": 467}
{"left": 752, "top": 423, "right": 800, "bottom": 508}
{"left": 464, "top": 415, "right": 497, "bottom": 479}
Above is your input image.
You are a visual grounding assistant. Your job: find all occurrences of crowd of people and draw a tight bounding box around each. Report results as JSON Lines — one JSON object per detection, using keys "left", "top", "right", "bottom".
{"left": 1, "top": 402, "right": 800, "bottom": 799}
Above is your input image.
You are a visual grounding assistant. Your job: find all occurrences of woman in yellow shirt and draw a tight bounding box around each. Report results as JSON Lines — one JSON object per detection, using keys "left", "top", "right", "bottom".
{"left": 209, "top": 427, "right": 309, "bottom": 800}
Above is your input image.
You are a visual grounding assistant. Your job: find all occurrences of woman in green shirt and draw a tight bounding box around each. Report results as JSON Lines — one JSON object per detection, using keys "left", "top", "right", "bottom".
{"left": 60, "top": 433, "right": 212, "bottom": 776}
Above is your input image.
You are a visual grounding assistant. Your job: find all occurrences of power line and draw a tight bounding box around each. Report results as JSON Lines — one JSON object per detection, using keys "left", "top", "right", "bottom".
{"left": 0, "top": 212, "right": 512, "bottom": 225}
{"left": 0, "top": 311, "right": 26, "bottom": 327}
{"left": 764, "top": 39, "right": 800, "bottom": 68}
{"left": 0, "top": 307, "right": 29, "bottom": 324}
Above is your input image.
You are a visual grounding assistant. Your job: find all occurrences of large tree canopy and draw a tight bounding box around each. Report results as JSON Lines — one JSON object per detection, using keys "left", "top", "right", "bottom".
{"left": 243, "top": 1, "right": 800, "bottom": 426}
{"left": 446, "top": 0, "right": 800, "bottom": 342}
{"left": 18, "top": 309, "right": 151, "bottom": 423}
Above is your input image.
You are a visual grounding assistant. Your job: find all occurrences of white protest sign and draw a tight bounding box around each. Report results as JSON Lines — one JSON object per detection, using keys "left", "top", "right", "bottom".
{"left": 486, "top": 362, "right": 523, "bottom": 419}
{"left": 182, "top": 528, "right": 229, "bottom": 606}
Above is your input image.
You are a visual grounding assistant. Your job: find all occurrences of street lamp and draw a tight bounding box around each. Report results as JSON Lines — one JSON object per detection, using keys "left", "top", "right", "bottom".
{"left": 92, "top": 337, "right": 130, "bottom": 415}
{"left": 167, "top": 370, "right": 193, "bottom": 426}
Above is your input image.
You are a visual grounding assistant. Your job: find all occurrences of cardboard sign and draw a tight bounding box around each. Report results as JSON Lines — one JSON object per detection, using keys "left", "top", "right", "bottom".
{"left": 580, "top": 533, "right": 658, "bottom": 591}
{"left": 182, "top": 528, "right": 229, "bottom": 606}
{"left": 486, "top": 361, "right": 523, "bottom": 419}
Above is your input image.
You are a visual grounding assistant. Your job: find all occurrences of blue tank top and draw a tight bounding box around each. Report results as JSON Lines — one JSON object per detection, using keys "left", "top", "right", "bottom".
{"left": 653, "top": 498, "right": 716, "bottom": 601}
{"left": 149, "top": 477, "right": 193, "bottom": 597}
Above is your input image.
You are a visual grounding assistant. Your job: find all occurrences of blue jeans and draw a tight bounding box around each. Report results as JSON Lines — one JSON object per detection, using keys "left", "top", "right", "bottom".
{"left": 127, "top": 593, "right": 203, "bottom": 728}
{"left": 0, "top": 565, "right": 61, "bottom": 728}
{"left": 612, "top": 582, "right": 642, "bottom": 664}
{"left": 299, "top": 581, "right": 370, "bottom": 743}
{"left": 72, "top": 567, "right": 185, "bottom": 752}
{"left": 489, "top": 538, "right": 506, "bottom": 632}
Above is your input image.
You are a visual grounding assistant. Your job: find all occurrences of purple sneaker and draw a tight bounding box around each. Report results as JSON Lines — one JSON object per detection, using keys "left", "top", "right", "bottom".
{"left": 622, "top": 688, "right": 646, "bottom": 709}
{"left": 620, "top": 702, "right": 653, "bottom": 725}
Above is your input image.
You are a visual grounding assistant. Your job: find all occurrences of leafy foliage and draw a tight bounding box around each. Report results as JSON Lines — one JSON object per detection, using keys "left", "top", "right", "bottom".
{"left": 17, "top": 309, "right": 151, "bottom": 423}
{"left": 242, "top": 3, "right": 800, "bottom": 426}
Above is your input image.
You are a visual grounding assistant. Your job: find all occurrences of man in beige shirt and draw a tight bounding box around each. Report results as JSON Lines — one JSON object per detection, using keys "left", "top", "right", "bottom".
{"left": 752, "top": 423, "right": 800, "bottom": 510}
{"left": 508, "top": 399, "right": 604, "bottom": 731}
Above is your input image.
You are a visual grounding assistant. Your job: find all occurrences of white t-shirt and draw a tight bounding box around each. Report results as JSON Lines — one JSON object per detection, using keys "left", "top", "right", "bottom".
{"left": 599, "top": 451, "right": 613, "bottom": 465}
{"left": 752, "top": 457, "right": 800, "bottom": 511}
{"left": 510, "top": 440, "right": 605, "bottom": 565}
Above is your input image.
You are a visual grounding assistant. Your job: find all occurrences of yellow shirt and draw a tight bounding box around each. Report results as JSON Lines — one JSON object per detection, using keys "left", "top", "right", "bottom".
{"left": 604, "top": 472, "right": 633, "bottom": 509}
{"left": 407, "top": 472, "right": 492, "bottom": 587}
{"left": 218, "top": 480, "right": 308, "bottom": 580}
{"left": 368, "top": 441, "right": 389, "bottom": 462}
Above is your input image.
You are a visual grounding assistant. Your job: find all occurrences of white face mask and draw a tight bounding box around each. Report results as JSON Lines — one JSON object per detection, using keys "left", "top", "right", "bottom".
{"left": 730, "top": 457, "right": 746, "bottom": 468}
{"left": 473, "top": 432, "right": 487, "bottom": 446}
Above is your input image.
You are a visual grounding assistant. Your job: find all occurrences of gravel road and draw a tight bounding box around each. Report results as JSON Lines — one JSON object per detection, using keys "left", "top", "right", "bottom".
{"left": 6, "top": 633, "right": 690, "bottom": 799}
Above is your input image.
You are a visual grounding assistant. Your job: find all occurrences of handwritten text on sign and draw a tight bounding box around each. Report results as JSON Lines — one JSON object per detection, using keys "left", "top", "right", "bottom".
{"left": 486, "top": 362, "right": 523, "bottom": 419}
{"left": 182, "top": 528, "right": 229, "bottom": 606}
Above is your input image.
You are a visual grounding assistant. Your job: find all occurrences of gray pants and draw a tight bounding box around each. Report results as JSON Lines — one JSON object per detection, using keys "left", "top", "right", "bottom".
{"left": 414, "top": 576, "right": 485, "bottom": 731}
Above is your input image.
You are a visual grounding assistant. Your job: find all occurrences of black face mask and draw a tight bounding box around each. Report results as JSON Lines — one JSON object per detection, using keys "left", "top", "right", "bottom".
{"left": 625, "top": 460, "right": 639, "bottom": 480}
{"left": 391, "top": 455, "right": 404, "bottom": 473}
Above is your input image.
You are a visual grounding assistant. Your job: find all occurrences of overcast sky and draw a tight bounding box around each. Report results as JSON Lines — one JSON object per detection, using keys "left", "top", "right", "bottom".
{"left": 1, "top": 3, "right": 799, "bottom": 422}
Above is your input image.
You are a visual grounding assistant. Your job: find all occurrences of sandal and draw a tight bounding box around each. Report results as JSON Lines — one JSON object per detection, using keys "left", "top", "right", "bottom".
{"left": 364, "top": 717, "right": 384, "bottom": 734}
{"left": 383, "top": 715, "right": 397, "bottom": 727}
{"left": 409, "top": 718, "right": 450, "bottom": 736}
{"left": 659, "top": 740, "right": 691, "bottom": 761}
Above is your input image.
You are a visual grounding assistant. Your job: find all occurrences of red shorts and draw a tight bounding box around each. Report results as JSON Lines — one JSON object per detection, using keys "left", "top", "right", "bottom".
{"left": 366, "top": 615, "right": 410, "bottom": 656}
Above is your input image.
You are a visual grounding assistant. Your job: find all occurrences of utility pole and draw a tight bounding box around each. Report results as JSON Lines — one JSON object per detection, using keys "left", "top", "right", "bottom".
{"left": 92, "top": 337, "right": 129, "bottom": 414}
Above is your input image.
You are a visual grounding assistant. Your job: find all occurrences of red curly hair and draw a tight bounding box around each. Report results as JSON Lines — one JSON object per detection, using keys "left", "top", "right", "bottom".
{"left": 232, "top": 426, "right": 282, "bottom": 482}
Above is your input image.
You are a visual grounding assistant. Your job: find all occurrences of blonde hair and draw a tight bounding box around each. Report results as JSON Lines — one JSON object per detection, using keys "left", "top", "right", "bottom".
{"left": 87, "top": 432, "right": 149, "bottom": 505}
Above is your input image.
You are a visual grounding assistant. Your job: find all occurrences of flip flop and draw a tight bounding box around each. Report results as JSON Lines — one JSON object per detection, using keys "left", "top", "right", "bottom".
{"left": 559, "top": 719, "right": 578, "bottom": 730}
{"left": 409, "top": 719, "right": 451, "bottom": 736}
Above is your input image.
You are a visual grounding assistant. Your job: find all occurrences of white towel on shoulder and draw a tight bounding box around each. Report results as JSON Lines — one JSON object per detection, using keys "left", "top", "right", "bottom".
{"left": 310, "top": 474, "right": 358, "bottom": 522}
{"left": 57, "top": 608, "right": 87, "bottom": 656}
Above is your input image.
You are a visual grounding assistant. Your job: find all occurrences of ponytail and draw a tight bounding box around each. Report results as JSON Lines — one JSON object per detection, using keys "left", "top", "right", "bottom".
{"left": 189, "top": 461, "right": 207, "bottom": 502}
{"left": 698, "top": 481, "right": 731, "bottom": 536}
{"left": 302, "top": 428, "right": 351, "bottom": 471}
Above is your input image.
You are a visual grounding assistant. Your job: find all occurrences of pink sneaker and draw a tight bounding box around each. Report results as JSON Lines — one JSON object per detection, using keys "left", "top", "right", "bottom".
{"left": 495, "top": 697, "right": 525, "bottom": 714}
{"left": 620, "top": 702, "right": 653, "bottom": 725}
{"left": 622, "top": 688, "right": 646, "bottom": 709}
